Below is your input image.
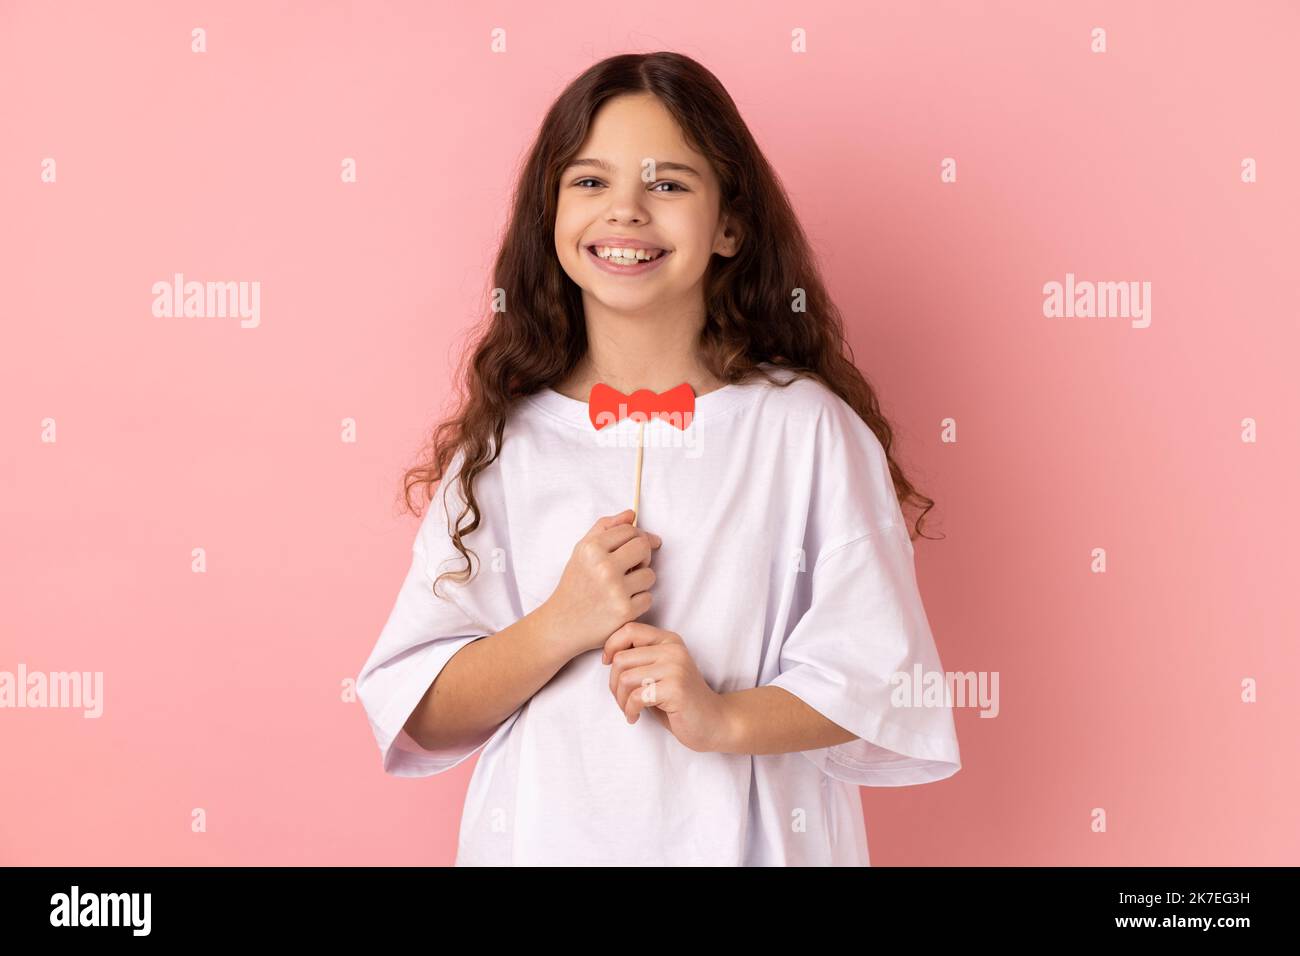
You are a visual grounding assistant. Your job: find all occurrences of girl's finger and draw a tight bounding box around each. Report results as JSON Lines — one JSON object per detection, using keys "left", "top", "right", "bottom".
{"left": 606, "top": 646, "right": 658, "bottom": 694}
{"left": 592, "top": 522, "right": 649, "bottom": 554}
{"left": 614, "top": 662, "right": 667, "bottom": 714}
{"left": 623, "top": 672, "right": 674, "bottom": 724}
{"left": 622, "top": 566, "right": 655, "bottom": 597}
{"left": 591, "top": 509, "right": 635, "bottom": 533}
{"left": 610, "top": 533, "right": 660, "bottom": 572}
{"left": 601, "top": 621, "right": 665, "bottom": 661}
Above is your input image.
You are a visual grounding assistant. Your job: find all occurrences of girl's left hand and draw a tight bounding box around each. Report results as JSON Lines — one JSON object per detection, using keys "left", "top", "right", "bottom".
{"left": 602, "top": 622, "right": 734, "bottom": 753}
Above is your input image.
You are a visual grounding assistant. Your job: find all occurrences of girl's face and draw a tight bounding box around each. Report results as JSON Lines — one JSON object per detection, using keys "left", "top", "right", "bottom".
{"left": 554, "top": 92, "right": 740, "bottom": 317}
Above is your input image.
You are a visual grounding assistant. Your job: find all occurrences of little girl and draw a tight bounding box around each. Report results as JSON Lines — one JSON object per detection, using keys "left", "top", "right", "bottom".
{"left": 357, "top": 51, "right": 961, "bottom": 866}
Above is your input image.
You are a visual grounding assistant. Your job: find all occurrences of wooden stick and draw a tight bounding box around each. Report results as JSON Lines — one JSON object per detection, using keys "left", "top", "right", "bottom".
{"left": 632, "top": 419, "right": 645, "bottom": 527}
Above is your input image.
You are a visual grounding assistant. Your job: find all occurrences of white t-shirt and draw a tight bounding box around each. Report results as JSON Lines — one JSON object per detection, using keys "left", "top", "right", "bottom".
{"left": 356, "top": 364, "right": 961, "bottom": 865}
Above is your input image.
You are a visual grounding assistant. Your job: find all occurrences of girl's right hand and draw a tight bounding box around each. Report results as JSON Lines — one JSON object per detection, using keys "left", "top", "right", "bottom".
{"left": 539, "top": 509, "right": 661, "bottom": 659}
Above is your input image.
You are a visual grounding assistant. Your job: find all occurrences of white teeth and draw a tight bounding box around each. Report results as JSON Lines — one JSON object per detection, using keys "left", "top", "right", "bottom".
{"left": 593, "top": 245, "right": 665, "bottom": 263}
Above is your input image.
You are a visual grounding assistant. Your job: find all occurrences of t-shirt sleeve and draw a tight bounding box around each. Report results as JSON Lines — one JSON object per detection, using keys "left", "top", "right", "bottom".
{"left": 355, "top": 455, "right": 524, "bottom": 778}
{"left": 766, "top": 523, "right": 962, "bottom": 786}
{"left": 764, "top": 386, "right": 961, "bottom": 787}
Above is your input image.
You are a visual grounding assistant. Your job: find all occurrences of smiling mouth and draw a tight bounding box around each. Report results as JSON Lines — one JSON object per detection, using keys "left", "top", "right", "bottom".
{"left": 586, "top": 245, "right": 670, "bottom": 265}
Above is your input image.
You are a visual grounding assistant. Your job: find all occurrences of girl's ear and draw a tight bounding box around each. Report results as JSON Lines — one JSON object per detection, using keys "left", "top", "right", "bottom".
{"left": 714, "top": 215, "right": 743, "bottom": 258}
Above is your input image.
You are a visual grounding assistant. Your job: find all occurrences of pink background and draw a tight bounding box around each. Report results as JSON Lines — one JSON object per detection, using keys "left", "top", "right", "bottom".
{"left": 2, "top": 0, "right": 1297, "bottom": 865}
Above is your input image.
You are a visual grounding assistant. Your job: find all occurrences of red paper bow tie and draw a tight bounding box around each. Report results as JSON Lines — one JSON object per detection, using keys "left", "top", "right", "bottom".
{"left": 588, "top": 382, "right": 696, "bottom": 430}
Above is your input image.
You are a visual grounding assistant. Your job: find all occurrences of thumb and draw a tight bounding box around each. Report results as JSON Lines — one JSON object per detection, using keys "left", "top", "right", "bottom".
{"left": 592, "top": 508, "right": 636, "bottom": 532}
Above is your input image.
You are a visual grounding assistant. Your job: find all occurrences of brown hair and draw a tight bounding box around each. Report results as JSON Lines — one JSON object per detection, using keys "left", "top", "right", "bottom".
{"left": 402, "top": 51, "right": 940, "bottom": 598}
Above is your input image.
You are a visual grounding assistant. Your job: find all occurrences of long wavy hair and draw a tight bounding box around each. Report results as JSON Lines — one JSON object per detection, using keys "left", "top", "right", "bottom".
{"left": 403, "top": 51, "right": 940, "bottom": 598}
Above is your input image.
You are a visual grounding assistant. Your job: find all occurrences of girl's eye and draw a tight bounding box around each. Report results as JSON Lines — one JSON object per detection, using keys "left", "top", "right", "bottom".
{"left": 570, "top": 178, "right": 686, "bottom": 193}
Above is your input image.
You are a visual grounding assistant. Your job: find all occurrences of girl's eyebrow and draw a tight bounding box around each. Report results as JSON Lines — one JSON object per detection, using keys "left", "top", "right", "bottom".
{"left": 565, "top": 157, "right": 702, "bottom": 180}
